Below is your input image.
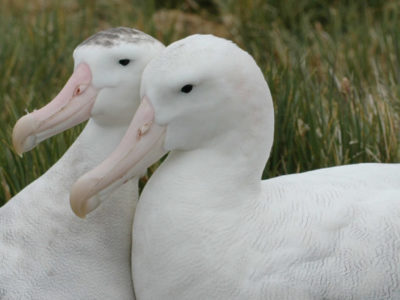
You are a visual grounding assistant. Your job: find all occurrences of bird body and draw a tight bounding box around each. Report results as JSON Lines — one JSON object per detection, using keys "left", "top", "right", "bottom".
{"left": 133, "top": 157, "right": 400, "bottom": 299}
{"left": 1, "top": 27, "right": 164, "bottom": 299}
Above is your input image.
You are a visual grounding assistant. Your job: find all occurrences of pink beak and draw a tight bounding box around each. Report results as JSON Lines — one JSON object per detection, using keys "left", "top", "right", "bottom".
{"left": 12, "top": 63, "right": 98, "bottom": 155}
{"left": 70, "top": 97, "right": 167, "bottom": 218}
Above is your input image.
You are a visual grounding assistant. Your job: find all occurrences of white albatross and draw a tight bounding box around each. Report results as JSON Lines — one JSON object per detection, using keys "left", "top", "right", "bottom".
{"left": 70, "top": 35, "right": 400, "bottom": 299}
{"left": 1, "top": 27, "right": 164, "bottom": 299}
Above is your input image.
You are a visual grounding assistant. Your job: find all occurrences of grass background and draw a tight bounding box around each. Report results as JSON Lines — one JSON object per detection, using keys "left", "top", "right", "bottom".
{"left": 0, "top": 0, "right": 399, "bottom": 206}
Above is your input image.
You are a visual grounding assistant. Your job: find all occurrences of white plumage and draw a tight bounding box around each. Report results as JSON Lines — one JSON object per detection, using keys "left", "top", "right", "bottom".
{"left": 71, "top": 34, "right": 400, "bottom": 299}
{"left": 0, "top": 28, "right": 164, "bottom": 299}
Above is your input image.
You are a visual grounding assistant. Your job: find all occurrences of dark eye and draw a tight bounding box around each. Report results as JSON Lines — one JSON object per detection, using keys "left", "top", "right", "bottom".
{"left": 119, "top": 59, "right": 130, "bottom": 66}
{"left": 181, "top": 84, "right": 193, "bottom": 93}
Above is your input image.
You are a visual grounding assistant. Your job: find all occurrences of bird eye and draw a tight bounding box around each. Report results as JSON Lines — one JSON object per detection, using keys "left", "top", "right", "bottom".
{"left": 119, "top": 59, "right": 130, "bottom": 66}
{"left": 181, "top": 84, "right": 193, "bottom": 93}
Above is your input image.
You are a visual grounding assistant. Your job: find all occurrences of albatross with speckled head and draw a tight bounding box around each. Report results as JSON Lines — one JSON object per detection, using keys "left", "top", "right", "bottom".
{"left": 71, "top": 34, "right": 400, "bottom": 300}
{"left": 1, "top": 27, "right": 164, "bottom": 299}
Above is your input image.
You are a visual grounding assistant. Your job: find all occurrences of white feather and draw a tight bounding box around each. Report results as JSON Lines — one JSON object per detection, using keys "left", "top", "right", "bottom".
{"left": 132, "top": 34, "right": 400, "bottom": 300}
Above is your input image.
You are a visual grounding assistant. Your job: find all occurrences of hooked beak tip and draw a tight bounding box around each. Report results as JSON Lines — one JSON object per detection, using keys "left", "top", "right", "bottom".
{"left": 70, "top": 182, "right": 88, "bottom": 218}
{"left": 70, "top": 178, "right": 101, "bottom": 218}
{"left": 70, "top": 199, "right": 88, "bottom": 219}
{"left": 75, "top": 210, "right": 87, "bottom": 219}
{"left": 12, "top": 114, "right": 39, "bottom": 156}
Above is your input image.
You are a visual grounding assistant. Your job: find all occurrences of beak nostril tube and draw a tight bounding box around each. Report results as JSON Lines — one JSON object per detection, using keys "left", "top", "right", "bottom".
{"left": 73, "top": 84, "right": 88, "bottom": 97}
{"left": 137, "top": 121, "right": 153, "bottom": 139}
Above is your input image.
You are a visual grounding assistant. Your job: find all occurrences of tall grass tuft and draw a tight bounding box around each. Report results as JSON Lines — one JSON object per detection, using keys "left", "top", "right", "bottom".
{"left": 0, "top": 0, "right": 399, "bottom": 206}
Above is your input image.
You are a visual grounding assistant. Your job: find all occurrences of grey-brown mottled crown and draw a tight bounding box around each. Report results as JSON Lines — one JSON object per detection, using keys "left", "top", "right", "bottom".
{"left": 78, "top": 27, "right": 157, "bottom": 48}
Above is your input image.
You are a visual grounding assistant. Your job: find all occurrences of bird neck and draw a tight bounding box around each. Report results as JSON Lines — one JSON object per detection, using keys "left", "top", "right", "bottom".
{"left": 0, "top": 119, "right": 137, "bottom": 297}
{"left": 146, "top": 139, "right": 268, "bottom": 211}
{"left": 50, "top": 119, "right": 131, "bottom": 182}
